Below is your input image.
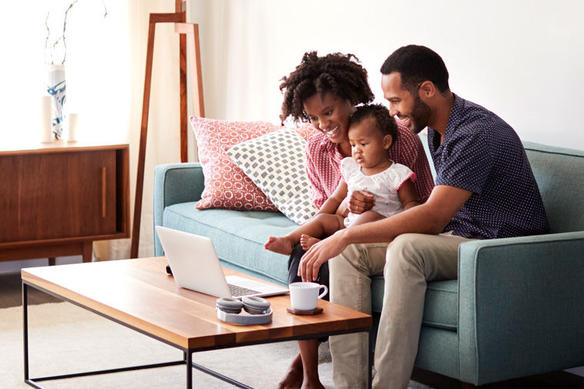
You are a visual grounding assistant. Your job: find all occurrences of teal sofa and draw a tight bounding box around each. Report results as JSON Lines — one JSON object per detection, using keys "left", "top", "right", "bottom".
{"left": 153, "top": 141, "right": 584, "bottom": 386}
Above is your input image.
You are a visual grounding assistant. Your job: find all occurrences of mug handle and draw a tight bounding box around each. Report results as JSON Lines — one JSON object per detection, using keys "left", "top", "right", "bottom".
{"left": 318, "top": 285, "right": 328, "bottom": 299}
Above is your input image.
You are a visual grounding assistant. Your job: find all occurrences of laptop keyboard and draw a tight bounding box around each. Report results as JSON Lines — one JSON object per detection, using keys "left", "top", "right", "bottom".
{"left": 228, "top": 284, "right": 261, "bottom": 297}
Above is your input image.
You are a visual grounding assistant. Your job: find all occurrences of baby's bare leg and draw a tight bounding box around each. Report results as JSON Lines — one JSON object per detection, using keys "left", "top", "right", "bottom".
{"left": 350, "top": 210, "right": 385, "bottom": 226}
{"left": 265, "top": 214, "right": 344, "bottom": 255}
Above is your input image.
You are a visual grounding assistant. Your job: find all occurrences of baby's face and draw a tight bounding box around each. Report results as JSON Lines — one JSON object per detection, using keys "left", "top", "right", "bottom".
{"left": 348, "top": 117, "right": 391, "bottom": 169}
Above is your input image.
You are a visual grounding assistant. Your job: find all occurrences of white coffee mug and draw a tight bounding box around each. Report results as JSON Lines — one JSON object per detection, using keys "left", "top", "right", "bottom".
{"left": 289, "top": 282, "right": 328, "bottom": 311}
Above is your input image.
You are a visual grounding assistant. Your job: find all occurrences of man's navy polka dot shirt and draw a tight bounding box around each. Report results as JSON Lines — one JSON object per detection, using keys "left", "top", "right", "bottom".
{"left": 428, "top": 95, "right": 549, "bottom": 239}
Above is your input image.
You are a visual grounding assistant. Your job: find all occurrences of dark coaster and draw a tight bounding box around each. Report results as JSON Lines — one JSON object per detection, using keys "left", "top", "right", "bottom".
{"left": 286, "top": 307, "right": 323, "bottom": 315}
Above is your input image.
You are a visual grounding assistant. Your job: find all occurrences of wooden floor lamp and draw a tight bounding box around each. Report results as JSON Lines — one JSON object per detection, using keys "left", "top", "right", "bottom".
{"left": 130, "top": 3, "right": 205, "bottom": 259}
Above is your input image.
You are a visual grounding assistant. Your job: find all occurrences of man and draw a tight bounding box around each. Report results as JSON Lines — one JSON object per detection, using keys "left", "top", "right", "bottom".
{"left": 298, "top": 45, "right": 549, "bottom": 388}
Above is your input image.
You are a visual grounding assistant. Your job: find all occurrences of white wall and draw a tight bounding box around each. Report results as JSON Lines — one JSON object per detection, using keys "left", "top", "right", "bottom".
{"left": 188, "top": 0, "right": 584, "bottom": 151}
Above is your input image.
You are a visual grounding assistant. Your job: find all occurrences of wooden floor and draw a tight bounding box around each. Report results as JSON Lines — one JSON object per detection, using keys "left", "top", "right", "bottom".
{"left": 1, "top": 270, "right": 583, "bottom": 388}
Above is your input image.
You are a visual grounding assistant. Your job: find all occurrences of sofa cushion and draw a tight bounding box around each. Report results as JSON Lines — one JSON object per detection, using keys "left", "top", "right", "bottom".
{"left": 523, "top": 142, "right": 584, "bottom": 233}
{"left": 227, "top": 128, "right": 318, "bottom": 224}
{"left": 372, "top": 276, "right": 458, "bottom": 331}
{"left": 190, "top": 116, "right": 279, "bottom": 211}
{"left": 163, "top": 202, "right": 297, "bottom": 285}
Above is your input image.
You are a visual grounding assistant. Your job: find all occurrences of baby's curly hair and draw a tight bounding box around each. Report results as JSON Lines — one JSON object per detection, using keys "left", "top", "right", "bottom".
{"left": 349, "top": 104, "right": 398, "bottom": 140}
{"left": 279, "top": 51, "right": 374, "bottom": 123}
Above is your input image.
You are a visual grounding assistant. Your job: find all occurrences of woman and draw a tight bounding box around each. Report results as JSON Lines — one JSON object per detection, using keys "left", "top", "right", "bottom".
{"left": 278, "top": 51, "right": 434, "bottom": 389}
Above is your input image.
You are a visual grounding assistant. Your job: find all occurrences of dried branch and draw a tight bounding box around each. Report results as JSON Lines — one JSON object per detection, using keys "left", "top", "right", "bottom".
{"left": 44, "top": 0, "right": 108, "bottom": 65}
{"left": 61, "top": 0, "right": 79, "bottom": 64}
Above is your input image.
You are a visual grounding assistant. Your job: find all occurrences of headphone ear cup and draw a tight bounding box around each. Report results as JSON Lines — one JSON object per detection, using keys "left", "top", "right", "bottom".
{"left": 216, "top": 297, "right": 243, "bottom": 314}
{"left": 242, "top": 296, "right": 270, "bottom": 314}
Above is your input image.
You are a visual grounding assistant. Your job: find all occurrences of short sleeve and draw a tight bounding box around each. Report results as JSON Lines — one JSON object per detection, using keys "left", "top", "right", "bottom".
{"left": 435, "top": 129, "right": 493, "bottom": 194}
{"left": 305, "top": 141, "right": 328, "bottom": 209}
{"left": 388, "top": 163, "right": 416, "bottom": 190}
{"left": 340, "top": 157, "right": 357, "bottom": 181}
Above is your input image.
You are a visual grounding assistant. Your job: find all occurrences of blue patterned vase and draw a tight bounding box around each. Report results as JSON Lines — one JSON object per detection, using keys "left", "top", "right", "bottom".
{"left": 47, "top": 64, "right": 66, "bottom": 140}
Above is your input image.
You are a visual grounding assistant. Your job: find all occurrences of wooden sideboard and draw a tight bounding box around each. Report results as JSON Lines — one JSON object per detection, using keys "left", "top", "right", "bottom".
{"left": 0, "top": 142, "right": 130, "bottom": 263}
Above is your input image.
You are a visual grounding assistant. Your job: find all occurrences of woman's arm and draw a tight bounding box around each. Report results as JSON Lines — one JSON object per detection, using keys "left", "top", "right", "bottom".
{"left": 318, "top": 180, "right": 348, "bottom": 215}
{"left": 305, "top": 144, "right": 329, "bottom": 210}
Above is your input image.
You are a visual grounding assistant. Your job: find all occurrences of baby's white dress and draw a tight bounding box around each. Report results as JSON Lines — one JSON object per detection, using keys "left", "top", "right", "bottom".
{"left": 341, "top": 157, "right": 416, "bottom": 227}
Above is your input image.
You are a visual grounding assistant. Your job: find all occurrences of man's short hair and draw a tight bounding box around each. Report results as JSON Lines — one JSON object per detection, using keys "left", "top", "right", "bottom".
{"left": 380, "top": 45, "right": 450, "bottom": 93}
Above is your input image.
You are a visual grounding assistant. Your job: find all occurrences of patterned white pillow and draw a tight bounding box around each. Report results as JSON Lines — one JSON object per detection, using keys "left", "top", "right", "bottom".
{"left": 227, "top": 128, "right": 318, "bottom": 224}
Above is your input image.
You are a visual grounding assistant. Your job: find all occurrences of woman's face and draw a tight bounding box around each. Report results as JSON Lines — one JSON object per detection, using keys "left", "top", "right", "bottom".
{"left": 303, "top": 93, "right": 354, "bottom": 144}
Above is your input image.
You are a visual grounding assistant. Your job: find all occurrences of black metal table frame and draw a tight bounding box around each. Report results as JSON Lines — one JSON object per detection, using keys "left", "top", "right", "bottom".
{"left": 22, "top": 281, "right": 373, "bottom": 388}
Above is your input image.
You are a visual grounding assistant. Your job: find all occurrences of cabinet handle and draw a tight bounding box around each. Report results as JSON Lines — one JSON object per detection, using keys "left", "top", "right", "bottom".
{"left": 101, "top": 167, "right": 106, "bottom": 218}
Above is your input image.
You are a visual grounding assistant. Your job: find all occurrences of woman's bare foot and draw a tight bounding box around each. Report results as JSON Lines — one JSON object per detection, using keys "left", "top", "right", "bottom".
{"left": 265, "top": 236, "right": 295, "bottom": 255}
{"left": 278, "top": 352, "right": 303, "bottom": 389}
{"left": 300, "top": 234, "right": 320, "bottom": 251}
{"left": 301, "top": 380, "right": 325, "bottom": 389}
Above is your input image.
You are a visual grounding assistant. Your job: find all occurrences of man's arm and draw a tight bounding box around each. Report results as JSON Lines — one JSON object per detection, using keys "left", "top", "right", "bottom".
{"left": 298, "top": 185, "right": 472, "bottom": 281}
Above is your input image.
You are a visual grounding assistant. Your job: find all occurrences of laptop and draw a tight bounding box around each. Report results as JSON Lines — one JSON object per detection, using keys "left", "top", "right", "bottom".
{"left": 156, "top": 226, "right": 289, "bottom": 299}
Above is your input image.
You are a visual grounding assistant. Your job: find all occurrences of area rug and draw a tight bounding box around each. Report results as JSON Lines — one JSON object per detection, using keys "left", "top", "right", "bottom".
{"left": 0, "top": 302, "right": 432, "bottom": 388}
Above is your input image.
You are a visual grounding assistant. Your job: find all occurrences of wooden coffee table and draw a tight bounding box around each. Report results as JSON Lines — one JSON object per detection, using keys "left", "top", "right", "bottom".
{"left": 21, "top": 257, "right": 372, "bottom": 388}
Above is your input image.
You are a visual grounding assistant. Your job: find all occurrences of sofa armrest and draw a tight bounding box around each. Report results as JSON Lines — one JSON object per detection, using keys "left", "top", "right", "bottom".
{"left": 153, "top": 163, "right": 204, "bottom": 255}
{"left": 457, "top": 231, "right": 584, "bottom": 384}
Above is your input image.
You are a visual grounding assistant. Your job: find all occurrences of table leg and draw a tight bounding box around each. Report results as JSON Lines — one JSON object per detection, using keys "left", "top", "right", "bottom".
{"left": 23, "top": 282, "right": 29, "bottom": 382}
{"left": 186, "top": 350, "right": 192, "bottom": 389}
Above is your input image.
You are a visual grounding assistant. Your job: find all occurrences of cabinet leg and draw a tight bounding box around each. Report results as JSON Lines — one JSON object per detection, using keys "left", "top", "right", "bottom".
{"left": 48, "top": 257, "right": 56, "bottom": 266}
{"left": 82, "top": 242, "right": 93, "bottom": 263}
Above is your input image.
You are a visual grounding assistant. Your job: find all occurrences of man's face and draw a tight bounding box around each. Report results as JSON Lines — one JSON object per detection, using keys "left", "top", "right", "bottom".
{"left": 381, "top": 72, "right": 431, "bottom": 134}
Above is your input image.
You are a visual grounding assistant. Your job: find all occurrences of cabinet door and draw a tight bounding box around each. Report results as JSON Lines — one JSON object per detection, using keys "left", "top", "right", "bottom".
{"left": 0, "top": 150, "right": 118, "bottom": 242}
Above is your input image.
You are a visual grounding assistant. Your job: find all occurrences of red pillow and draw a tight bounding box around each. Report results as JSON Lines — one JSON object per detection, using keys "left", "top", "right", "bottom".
{"left": 295, "top": 123, "right": 319, "bottom": 141}
{"left": 190, "top": 116, "right": 279, "bottom": 211}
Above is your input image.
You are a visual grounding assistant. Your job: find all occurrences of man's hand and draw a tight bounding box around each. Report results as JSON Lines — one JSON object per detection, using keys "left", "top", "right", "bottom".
{"left": 348, "top": 190, "right": 375, "bottom": 214}
{"left": 298, "top": 230, "right": 349, "bottom": 281}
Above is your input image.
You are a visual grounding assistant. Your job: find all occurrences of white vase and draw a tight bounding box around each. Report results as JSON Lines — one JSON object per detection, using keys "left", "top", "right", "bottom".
{"left": 47, "top": 64, "right": 66, "bottom": 140}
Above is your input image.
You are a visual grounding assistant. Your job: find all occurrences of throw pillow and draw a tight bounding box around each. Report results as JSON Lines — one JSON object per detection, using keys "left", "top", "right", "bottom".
{"left": 227, "top": 128, "right": 319, "bottom": 224}
{"left": 190, "top": 116, "right": 279, "bottom": 211}
{"left": 295, "top": 123, "right": 319, "bottom": 141}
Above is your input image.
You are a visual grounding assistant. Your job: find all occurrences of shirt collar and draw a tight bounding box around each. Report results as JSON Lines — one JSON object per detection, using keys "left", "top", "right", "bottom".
{"left": 428, "top": 93, "right": 464, "bottom": 148}
{"left": 318, "top": 133, "right": 346, "bottom": 161}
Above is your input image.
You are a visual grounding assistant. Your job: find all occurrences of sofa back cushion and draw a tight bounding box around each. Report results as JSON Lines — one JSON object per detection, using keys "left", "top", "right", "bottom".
{"left": 523, "top": 142, "right": 584, "bottom": 233}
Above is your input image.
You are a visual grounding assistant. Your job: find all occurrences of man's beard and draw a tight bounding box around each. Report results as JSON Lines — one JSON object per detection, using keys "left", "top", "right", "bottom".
{"left": 411, "top": 95, "right": 432, "bottom": 134}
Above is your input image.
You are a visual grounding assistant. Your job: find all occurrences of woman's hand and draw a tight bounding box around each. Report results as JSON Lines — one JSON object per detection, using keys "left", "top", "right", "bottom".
{"left": 348, "top": 190, "right": 375, "bottom": 214}
{"left": 298, "top": 230, "right": 349, "bottom": 282}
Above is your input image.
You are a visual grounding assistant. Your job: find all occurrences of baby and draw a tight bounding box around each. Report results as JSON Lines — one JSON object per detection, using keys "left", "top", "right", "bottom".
{"left": 265, "top": 104, "right": 419, "bottom": 255}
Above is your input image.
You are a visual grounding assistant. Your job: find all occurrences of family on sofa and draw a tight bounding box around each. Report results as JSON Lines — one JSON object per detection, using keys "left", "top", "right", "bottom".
{"left": 260, "top": 45, "right": 547, "bottom": 389}
{"left": 156, "top": 44, "right": 565, "bottom": 389}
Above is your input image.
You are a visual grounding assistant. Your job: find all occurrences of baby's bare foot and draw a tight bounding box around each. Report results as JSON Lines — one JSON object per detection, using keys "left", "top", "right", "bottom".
{"left": 265, "top": 236, "right": 295, "bottom": 255}
{"left": 300, "top": 234, "right": 320, "bottom": 251}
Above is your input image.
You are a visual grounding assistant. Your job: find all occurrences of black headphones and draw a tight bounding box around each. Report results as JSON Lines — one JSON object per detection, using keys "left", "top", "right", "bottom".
{"left": 216, "top": 296, "right": 272, "bottom": 325}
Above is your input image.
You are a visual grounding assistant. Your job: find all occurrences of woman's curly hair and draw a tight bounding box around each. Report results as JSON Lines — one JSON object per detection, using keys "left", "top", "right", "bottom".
{"left": 279, "top": 51, "right": 374, "bottom": 123}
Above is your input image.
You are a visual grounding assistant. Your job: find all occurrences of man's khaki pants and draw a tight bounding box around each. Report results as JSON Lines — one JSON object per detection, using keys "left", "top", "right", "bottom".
{"left": 329, "top": 233, "right": 473, "bottom": 389}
